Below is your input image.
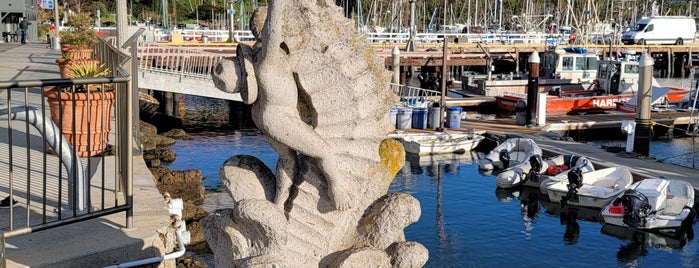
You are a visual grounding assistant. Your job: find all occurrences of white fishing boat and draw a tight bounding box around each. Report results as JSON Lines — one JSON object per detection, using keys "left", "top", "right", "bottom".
{"left": 395, "top": 131, "right": 484, "bottom": 155}
{"left": 545, "top": 166, "right": 633, "bottom": 208}
{"left": 478, "top": 138, "right": 542, "bottom": 171}
{"left": 601, "top": 178, "right": 696, "bottom": 234}
{"left": 495, "top": 154, "right": 595, "bottom": 189}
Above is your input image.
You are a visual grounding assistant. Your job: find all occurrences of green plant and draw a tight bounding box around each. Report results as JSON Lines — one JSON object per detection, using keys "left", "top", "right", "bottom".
{"left": 65, "top": 61, "right": 110, "bottom": 92}
{"left": 59, "top": 13, "right": 99, "bottom": 49}
{"left": 67, "top": 61, "right": 109, "bottom": 78}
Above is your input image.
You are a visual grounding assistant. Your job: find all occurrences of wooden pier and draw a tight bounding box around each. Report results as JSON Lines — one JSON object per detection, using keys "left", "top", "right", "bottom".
{"left": 373, "top": 42, "right": 699, "bottom": 79}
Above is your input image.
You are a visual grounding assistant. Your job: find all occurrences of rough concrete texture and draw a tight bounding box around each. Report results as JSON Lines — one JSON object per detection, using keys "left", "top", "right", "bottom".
{"left": 205, "top": 0, "right": 427, "bottom": 267}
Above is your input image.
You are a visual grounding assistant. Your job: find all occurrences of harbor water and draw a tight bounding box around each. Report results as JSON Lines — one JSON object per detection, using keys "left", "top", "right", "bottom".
{"left": 164, "top": 132, "right": 699, "bottom": 267}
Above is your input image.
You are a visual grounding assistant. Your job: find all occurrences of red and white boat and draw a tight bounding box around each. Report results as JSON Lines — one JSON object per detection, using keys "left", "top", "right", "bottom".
{"left": 496, "top": 54, "right": 689, "bottom": 115}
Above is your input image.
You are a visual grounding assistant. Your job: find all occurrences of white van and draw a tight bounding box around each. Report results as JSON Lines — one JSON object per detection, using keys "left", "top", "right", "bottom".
{"left": 621, "top": 16, "right": 696, "bottom": 45}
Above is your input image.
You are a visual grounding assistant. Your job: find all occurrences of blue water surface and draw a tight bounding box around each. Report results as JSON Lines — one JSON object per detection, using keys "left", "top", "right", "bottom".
{"left": 164, "top": 133, "right": 699, "bottom": 267}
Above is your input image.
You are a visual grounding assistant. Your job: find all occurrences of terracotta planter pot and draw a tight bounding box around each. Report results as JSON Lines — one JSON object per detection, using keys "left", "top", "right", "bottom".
{"left": 56, "top": 58, "right": 101, "bottom": 78}
{"left": 44, "top": 87, "right": 116, "bottom": 157}
{"left": 56, "top": 57, "right": 71, "bottom": 78}
{"left": 63, "top": 47, "right": 94, "bottom": 61}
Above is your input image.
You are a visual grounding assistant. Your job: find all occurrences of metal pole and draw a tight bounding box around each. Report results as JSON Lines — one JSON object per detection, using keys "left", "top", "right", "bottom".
{"left": 391, "top": 46, "right": 400, "bottom": 84}
{"left": 526, "top": 51, "right": 540, "bottom": 126}
{"left": 228, "top": 1, "right": 234, "bottom": 42}
{"left": 53, "top": 0, "right": 60, "bottom": 51}
{"left": 406, "top": 0, "right": 416, "bottom": 51}
{"left": 438, "top": 37, "right": 448, "bottom": 132}
{"left": 634, "top": 52, "right": 654, "bottom": 156}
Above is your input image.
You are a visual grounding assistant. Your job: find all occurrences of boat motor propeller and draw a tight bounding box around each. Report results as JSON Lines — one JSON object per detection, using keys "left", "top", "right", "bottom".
{"left": 562, "top": 167, "right": 583, "bottom": 207}
{"left": 499, "top": 149, "right": 510, "bottom": 169}
{"left": 525, "top": 155, "right": 543, "bottom": 183}
{"left": 612, "top": 189, "right": 651, "bottom": 229}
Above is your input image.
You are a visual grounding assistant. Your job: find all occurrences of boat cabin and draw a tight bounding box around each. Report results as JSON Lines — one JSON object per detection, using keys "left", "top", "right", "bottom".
{"left": 593, "top": 57, "right": 659, "bottom": 95}
{"left": 540, "top": 47, "right": 599, "bottom": 83}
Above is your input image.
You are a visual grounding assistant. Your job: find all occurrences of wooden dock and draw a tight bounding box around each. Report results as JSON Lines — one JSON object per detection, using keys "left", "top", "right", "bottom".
{"left": 456, "top": 111, "right": 694, "bottom": 135}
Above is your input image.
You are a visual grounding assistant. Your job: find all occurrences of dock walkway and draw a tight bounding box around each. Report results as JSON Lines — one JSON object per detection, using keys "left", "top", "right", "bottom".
{"left": 455, "top": 113, "right": 699, "bottom": 190}
{"left": 0, "top": 43, "right": 170, "bottom": 267}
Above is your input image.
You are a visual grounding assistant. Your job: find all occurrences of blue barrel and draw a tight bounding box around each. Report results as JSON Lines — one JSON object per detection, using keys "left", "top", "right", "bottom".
{"left": 389, "top": 108, "right": 398, "bottom": 128}
{"left": 396, "top": 108, "right": 413, "bottom": 129}
{"left": 412, "top": 107, "right": 428, "bottom": 129}
{"left": 446, "top": 107, "right": 463, "bottom": 129}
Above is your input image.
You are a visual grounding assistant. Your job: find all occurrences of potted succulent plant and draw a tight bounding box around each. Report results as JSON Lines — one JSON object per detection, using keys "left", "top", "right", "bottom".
{"left": 45, "top": 61, "right": 115, "bottom": 157}
{"left": 59, "top": 12, "right": 99, "bottom": 60}
{"left": 56, "top": 13, "right": 100, "bottom": 78}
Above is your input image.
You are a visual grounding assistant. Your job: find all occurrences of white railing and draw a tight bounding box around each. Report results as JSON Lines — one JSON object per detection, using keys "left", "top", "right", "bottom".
{"left": 152, "top": 29, "right": 256, "bottom": 43}
{"left": 137, "top": 44, "right": 225, "bottom": 80}
{"left": 148, "top": 29, "right": 573, "bottom": 45}
{"left": 391, "top": 83, "right": 441, "bottom": 98}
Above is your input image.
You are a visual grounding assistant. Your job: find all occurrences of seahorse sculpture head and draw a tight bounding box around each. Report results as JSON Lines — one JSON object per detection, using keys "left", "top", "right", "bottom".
{"left": 205, "top": 1, "right": 427, "bottom": 267}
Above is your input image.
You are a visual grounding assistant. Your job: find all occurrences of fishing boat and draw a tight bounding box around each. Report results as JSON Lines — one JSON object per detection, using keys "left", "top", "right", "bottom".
{"left": 395, "top": 131, "right": 484, "bottom": 155}
{"left": 464, "top": 47, "right": 599, "bottom": 97}
{"left": 495, "top": 154, "right": 595, "bottom": 189}
{"left": 601, "top": 178, "right": 696, "bottom": 234}
{"left": 478, "top": 138, "right": 542, "bottom": 171}
{"left": 495, "top": 55, "right": 689, "bottom": 115}
{"left": 544, "top": 166, "right": 633, "bottom": 208}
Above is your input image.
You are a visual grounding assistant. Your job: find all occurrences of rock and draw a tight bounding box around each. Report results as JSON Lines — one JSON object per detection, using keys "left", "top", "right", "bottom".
{"left": 161, "top": 128, "right": 192, "bottom": 140}
{"left": 386, "top": 242, "right": 429, "bottom": 268}
{"left": 151, "top": 167, "right": 205, "bottom": 205}
{"left": 144, "top": 148, "right": 177, "bottom": 163}
{"left": 139, "top": 91, "right": 160, "bottom": 115}
{"left": 140, "top": 121, "right": 158, "bottom": 135}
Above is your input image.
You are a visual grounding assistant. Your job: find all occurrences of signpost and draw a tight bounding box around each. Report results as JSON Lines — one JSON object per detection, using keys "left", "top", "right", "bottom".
{"left": 41, "top": 0, "right": 54, "bottom": 9}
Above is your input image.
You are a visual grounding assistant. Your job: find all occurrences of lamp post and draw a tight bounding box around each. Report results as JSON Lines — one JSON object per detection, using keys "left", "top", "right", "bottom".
{"left": 228, "top": 0, "right": 234, "bottom": 42}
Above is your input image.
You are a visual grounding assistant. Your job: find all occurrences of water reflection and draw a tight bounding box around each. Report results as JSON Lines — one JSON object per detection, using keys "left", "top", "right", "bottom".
{"left": 166, "top": 134, "right": 699, "bottom": 267}
{"left": 601, "top": 223, "right": 694, "bottom": 264}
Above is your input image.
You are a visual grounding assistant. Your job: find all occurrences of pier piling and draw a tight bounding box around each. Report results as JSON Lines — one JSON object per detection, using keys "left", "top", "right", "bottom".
{"left": 526, "top": 51, "right": 540, "bottom": 126}
{"left": 634, "top": 52, "right": 654, "bottom": 156}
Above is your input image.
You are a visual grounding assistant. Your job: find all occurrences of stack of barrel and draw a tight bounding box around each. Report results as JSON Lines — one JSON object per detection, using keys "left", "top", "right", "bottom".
{"left": 389, "top": 98, "right": 462, "bottom": 131}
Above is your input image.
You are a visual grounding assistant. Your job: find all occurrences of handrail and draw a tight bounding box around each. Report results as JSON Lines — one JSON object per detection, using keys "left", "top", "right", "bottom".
{"left": 137, "top": 44, "right": 225, "bottom": 80}
{"left": 0, "top": 29, "right": 144, "bottom": 241}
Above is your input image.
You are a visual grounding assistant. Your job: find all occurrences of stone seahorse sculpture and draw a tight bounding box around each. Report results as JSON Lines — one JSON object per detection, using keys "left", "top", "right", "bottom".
{"left": 204, "top": 0, "right": 428, "bottom": 267}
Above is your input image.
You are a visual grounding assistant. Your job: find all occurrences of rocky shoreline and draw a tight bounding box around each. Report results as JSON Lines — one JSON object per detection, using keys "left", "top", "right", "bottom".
{"left": 139, "top": 94, "right": 241, "bottom": 267}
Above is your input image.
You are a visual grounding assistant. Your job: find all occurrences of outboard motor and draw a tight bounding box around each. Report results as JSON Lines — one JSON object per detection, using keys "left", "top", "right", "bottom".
{"left": 473, "top": 133, "right": 506, "bottom": 153}
{"left": 499, "top": 149, "right": 510, "bottom": 169}
{"left": 612, "top": 189, "right": 652, "bottom": 229}
{"left": 563, "top": 167, "right": 583, "bottom": 205}
{"left": 526, "top": 155, "right": 543, "bottom": 183}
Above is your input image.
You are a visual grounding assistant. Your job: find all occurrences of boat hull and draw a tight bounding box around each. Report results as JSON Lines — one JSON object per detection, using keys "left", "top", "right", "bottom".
{"left": 496, "top": 92, "right": 633, "bottom": 115}
{"left": 601, "top": 178, "right": 695, "bottom": 232}
{"left": 396, "top": 132, "right": 484, "bottom": 155}
{"left": 545, "top": 166, "right": 633, "bottom": 208}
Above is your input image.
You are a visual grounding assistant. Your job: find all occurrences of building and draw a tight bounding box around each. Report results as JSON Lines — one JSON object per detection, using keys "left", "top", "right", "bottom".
{"left": 0, "top": 0, "right": 39, "bottom": 43}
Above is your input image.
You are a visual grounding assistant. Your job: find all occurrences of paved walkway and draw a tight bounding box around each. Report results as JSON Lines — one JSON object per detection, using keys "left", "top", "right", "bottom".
{"left": 0, "top": 43, "right": 171, "bottom": 267}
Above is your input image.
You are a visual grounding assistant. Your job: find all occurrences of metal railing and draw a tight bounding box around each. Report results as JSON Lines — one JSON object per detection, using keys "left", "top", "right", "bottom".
{"left": 137, "top": 43, "right": 225, "bottom": 81}
{"left": 0, "top": 33, "right": 138, "bottom": 240}
{"left": 391, "top": 83, "right": 441, "bottom": 99}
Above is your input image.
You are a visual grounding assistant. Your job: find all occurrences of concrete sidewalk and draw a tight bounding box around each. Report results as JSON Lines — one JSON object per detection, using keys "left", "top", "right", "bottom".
{"left": 0, "top": 43, "right": 172, "bottom": 267}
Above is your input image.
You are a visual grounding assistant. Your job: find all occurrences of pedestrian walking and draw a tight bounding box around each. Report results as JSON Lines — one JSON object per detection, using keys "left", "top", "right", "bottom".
{"left": 48, "top": 22, "right": 57, "bottom": 48}
{"left": 19, "top": 17, "right": 31, "bottom": 44}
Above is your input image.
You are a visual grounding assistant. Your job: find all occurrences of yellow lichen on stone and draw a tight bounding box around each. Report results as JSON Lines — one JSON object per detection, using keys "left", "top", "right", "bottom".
{"left": 378, "top": 139, "right": 405, "bottom": 176}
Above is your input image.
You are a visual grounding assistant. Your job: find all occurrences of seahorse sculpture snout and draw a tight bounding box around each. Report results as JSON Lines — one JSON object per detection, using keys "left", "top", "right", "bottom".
{"left": 211, "top": 44, "right": 258, "bottom": 104}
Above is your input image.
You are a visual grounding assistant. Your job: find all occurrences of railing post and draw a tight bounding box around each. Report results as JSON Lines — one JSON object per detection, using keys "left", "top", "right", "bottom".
{"left": 121, "top": 30, "right": 145, "bottom": 229}
{"left": 0, "top": 231, "right": 5, "bottom": 268}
